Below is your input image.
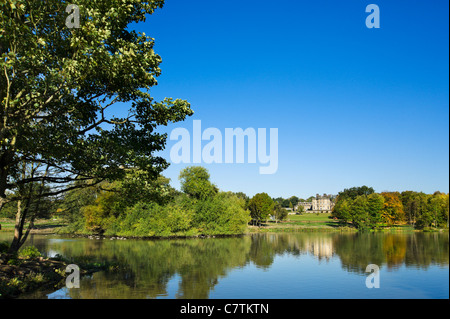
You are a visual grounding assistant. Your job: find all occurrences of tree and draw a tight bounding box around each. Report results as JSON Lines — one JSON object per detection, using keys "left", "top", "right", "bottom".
{"left": 349, "top": 195, "right": 369, "bottom": 230}
{"left": 288, "top": 196, "right": 299, "bottom": 207}
{"left": 58, "top": 179, "right": 101, "bottom": 224}
{"left": 179, "top": 166, "right": 218, "bottom": 200}
{"left": 248, "top": 193, "right": 274, "bottom": 226}
{"left": 1, "top": 0, "right": 193, "bottom": 252}
{"left": 119, "top": 169, "right": 177, "bottom": 206}
{"left": 191, "top": 192, "right": 251, "bottom": 235}
{"left": 83, "top": 187, "right": 123, "bottom": 235}
{"left": 337, "top": 186, "right": 375, "bottom": 201}
{"left": 427, "top": 192, "right": 449, "bottom": 228}
{"left": 400, "top": 191, "right": 419, "bottom": 225}
{"left": 414, "top": 192, "right": 432, "bottom": 229}
{"left": 272, "top": 202, "right": 288, "bottom": 223}
{"left": 331, "top": 197, "right": 351, "bottom": 223}
{"left": 233, "top": 192, "right": 249, "bottom": 209}
{"left": 366, "top": 193, "right": 384, "bottom": 228}
{"left": 380, "top": 192, "right": 405, "bottom": 225}
{"left": 8, "top": 161, "right": 54, "bottom": 252}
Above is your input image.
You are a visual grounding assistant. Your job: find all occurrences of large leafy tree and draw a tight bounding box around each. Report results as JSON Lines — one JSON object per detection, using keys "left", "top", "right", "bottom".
{"left": 0, "top": 0, "right": 193, "bottom": 252}
{"left": 248, "top": 192, "right": 274, "bottom": 226}
{"left": 366, "top": 193, "right": 384, "bottom": 228}
{"left": 179, "top": 166, "right": 218, "bottom": 200}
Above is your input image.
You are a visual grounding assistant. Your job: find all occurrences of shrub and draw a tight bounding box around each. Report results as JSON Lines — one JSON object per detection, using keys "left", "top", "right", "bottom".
{"left": 118, "top": 202, "right": 193, "bottom": 237}
{"left": 115, "top": 192, "right": 250, "bottom": 237}
{"left": 166, "top": 204, "right": 193, "bottom": 233}
{"left": 0, "top": 241, "right": 10, "bottom": 254}
{"left": 18, "top": 246, "right": 41, "bottom": 259}
{"left": 193, "top": 192, "right": 251, "bottom": 235}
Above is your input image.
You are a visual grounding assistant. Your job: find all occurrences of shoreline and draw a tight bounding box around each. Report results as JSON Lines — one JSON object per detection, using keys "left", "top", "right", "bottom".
{"left": 0, "top": 252, "right": 122, "bottom": 299}
{"left": 1, "top": 224, "right": 447, "bottom": 242}
{"left": 0, "top": 255, "right": 69, "bottom": 299}
{"left": 1, "top": 220, "right": 447, "bottom": 299}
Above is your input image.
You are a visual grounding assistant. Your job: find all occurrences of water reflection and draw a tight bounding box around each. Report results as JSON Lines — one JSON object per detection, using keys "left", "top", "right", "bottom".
{"left": 5, "top": 232, "right": 447, "bottom": 299}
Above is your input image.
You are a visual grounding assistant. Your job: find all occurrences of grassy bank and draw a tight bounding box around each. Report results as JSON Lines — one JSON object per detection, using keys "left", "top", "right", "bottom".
{"left": 0, "top": 219, "right": 67, "bottom": 235}
{"left": 247, "top": 213, "right": 442, "bottom": 233}
{"left": 2, "top": 214, "right": 445, "bottom": 241}
{"left": 248, "top": 213, "right": 353, "bottom": 233}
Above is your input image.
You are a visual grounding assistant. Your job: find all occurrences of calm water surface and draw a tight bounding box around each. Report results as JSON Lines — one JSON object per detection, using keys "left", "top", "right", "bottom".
{"left": 1, "top": 232, "right": 448, "bottom": 299}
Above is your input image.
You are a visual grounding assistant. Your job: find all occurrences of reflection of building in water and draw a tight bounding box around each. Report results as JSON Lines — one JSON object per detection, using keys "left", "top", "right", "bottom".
{"left": 305, "top": 237, "right": 333, "bottom": 260}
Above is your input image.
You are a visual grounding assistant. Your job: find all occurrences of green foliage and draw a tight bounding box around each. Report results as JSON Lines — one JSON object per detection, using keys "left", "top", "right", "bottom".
{"left": 18, "top": 246, "right": 41, "bottom": 259}
{"left": 331, "top": 197, "right": 352, "bottom": 223}
{"left": 248, "top": 193, "right": 275, "bottom": 225}
{"left": 273, "top": 196, "right": 299, "bottom": 208}
{"left": 0, "top": 201, "right": 16, "bottom": 218}
{"left": 0, "top": 241, "right": 10, "bottom": 254}
{"left": 113, "top": 191, "right": 249, "bottom": 237}
{"left": 1, "top": 182, "right": 56, "bottom": 219}
{"left": 349, "top": 195, "right": 370, "bottom": 230}
{"left": 83, "top": 186, "right": 125, "bottom": 235}
{"left": 77, "top": 167, "right": 252, "bottom": 237}
{"left": 337, "top": 186, "right": 375, "bottom": 201}
{"left": 272, "top": 203, "right": 289, "bottom": 222}
{"left": 58, "top": 180, "right": 101, "bottom": 224}
{"left": 179, "top": 166, "right": 218, "bottom": 200}
{"left": 366, "top": 193, "right": 385, "bottom": 228}
{"left": 0, "top": 0, "right": 193, "bottom": 243}
{"left": 333, "top": 186, "right": 449, "bottom": 231}
{"left": 332, "top": 191, "right": 385, "bottom": 230}
{"left": 0, "top": 0, "right": 193, "bottom": 185}
{"left": 400, "top": 191, "right": 448, "bottom": 229}
{"left": 118, "top": 202, "right": 174, "bottom": 237}
{"left": 192, "top": 192, "right": 251, "bottom": 235}
{"left": 119, "top": 170, "right": 178, "bottom": 206}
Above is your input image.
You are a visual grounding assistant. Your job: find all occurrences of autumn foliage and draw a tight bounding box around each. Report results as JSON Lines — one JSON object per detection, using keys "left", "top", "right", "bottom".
{"left": 332, "top": 186, "right": 448, "bottom": 230}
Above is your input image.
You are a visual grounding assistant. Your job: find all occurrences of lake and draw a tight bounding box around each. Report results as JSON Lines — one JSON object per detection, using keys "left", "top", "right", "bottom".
{"left": 1, "top": 232, "right": 448, "bottom": 299}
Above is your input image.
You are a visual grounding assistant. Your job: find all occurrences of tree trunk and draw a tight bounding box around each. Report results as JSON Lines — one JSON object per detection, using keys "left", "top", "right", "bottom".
{"left": 7, "top": 163, "right": 46, "bottom": 253}
{"left": 9, "top": 200, "right": 23, "bottom": 253}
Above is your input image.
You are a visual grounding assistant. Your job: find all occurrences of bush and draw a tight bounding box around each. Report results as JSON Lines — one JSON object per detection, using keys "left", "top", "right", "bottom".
{"left": 166, "top": 204, "right": 193, "bottom": 233}
{"left": 193, "top": 192, "right": 251, "bottom": 235}
{"left": 117, "top": 201, "right": 193, "bottom": 237}
{"left": 18, "top": 246, "right": 41, "bottom": 259}
{"left": 0, "top": 241, "right": 10, "bottom": 254}
{"left": 114, "top": 192, "right": 250, "bottom": 237}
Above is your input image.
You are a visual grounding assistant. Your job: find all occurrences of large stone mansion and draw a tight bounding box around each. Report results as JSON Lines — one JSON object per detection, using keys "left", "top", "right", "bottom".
{"left": 295, "top": 194, "right": 335, "bottom": 213}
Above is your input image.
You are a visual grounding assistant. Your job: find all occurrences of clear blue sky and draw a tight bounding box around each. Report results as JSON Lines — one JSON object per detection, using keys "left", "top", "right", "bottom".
{"left": 119, "top": 0, "right": 449, "bottom": 198}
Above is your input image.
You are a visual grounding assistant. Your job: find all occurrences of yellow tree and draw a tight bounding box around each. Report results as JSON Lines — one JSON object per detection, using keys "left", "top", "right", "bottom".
{"left": 381, "top": 192, "right": 405, "bottom": 225}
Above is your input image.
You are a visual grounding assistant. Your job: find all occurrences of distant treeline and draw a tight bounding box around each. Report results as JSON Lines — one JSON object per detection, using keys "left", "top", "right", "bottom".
{"left": 272, "top": 196, "right": 318, "bottom": 209}
{"left": 2, "top": 176, "right": 447, "bottom": 236}
{"left": 331, "top": 186, "right": 449, "bottom": 230}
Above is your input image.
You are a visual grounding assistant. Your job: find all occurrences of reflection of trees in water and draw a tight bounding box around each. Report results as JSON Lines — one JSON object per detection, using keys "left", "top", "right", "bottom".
{"left": 44, "top": 237, "right": 252, "bottom": 299}
{"left": 334, "top": 233, "right": 449, "bottom": 274}
{"left": 31, "top": 232, "right": 449, "bottom": 298}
